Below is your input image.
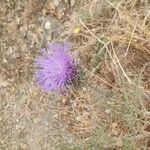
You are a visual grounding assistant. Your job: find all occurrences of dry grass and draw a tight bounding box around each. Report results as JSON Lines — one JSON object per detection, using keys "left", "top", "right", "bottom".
{"left": 0, "top": 0, "right": 150, "bottom": 149}
{"left": 58, "top": 0, "right": 150, "bottom": 149}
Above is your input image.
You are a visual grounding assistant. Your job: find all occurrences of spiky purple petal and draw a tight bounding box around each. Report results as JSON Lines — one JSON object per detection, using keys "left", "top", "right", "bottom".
{"left": 35, "top": 42, "right": 77, "bottom": 92}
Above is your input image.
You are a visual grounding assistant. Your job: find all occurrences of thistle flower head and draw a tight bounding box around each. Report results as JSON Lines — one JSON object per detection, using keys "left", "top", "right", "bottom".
{"left": 35, "top": 42, "right": 77, "bottom": 92}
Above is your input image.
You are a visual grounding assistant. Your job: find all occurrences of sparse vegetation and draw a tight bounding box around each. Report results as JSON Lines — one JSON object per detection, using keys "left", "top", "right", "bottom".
{"left": 0, "top": 0, "right": 150, "bottom": 149}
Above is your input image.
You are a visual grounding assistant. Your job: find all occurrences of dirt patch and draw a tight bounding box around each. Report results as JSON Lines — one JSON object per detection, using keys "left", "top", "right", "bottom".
{"left": 1, "top": 0, "right": 150, "bottom": 149}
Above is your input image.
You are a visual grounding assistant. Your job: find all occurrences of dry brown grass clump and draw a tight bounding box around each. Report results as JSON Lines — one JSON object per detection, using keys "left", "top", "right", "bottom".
{"left": 56, "top": 0, "right": 150, "bottom": 149}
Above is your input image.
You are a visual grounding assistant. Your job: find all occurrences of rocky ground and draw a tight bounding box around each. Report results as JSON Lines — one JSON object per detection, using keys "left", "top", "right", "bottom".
{"left": 0, "top": 0, "right": 150, "bottom": 149}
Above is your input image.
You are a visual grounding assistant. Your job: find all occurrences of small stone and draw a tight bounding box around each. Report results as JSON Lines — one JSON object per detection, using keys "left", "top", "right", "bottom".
{"left": 105, "top": 109, "right": 111, "bottom": 114}
{"left": 44, "top": 21, "right": 51, "bottom": 30}
{"left": 16, "top": 16, "right": 21, "bottom": 25}
{"left": 16, "top": 118, "right": 19, "bottom": 122}
{"left": 73, "top": 102, "right": 77, "bottom": 107}
{"left": 46, "top": 122, "right": 49, "bottom": 126}
{"left": 33, "top": 118, "right": 39, "bottom": 124}
{"left": 62, "top": 98, "right": 67, "bottom": 103}
{"left": 54, "top": 113, "right": 58, "bottom": 119}
{"left": 54, "top": 0, "right": 61, "bottom": 7}
{"left": 70, "top": 0, "right": 75, "bottom": 6}
{"left": 115, "top": 138, "right": 123, "bottom": 147}
{"left": 82, "top": 87, "right": 86, "bottom": 92}
{"left": 3, "top": 58, "right": 7, "bottom": 63}
{"left": 0, "top": 76, "right": 9, "bottom": 87}
{"left": 21, "top": 143, "right": 27, "bottom": 149}
{"left": 42, "top": 9, "right": 47, "bottom": 16}
{"left": 16, "top": 125, "right": 19, "bottom": 129}
{"left": 111, "top": 122, "right": 118, "bottom": 128}
{"left": 1, "top": 140, "right": 4, "bottom": 144}
{"left": 76, "top": 115, "right": 82, "bottom": 121}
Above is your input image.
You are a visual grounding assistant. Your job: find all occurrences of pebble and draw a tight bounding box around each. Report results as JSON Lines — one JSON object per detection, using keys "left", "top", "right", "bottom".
{"left": 16, "top": 118, "right": 19, "bottom": 122}
{"left": 1, "top": 140, "right": 4, "bottom": 144}
{"left": 3, "top": 58, "right": 7, "bottom": 63}
{"left": 44, "top": 21, "right": 51, "bottom": 30}
{"left": 76, "top": 115, "right": 82, "bottom": 121}
{"left": 33, "top": 118, "right": 39, "bottom": 124}
{"left": 82, "top": 87, "right": 86, "bottom": 92}
{"left": 0, "top": 76, "right": 9, "bottom": 87}
{"left": 42, "top": 9, "right": 47, "bottom": 16}
{"left": 54, "top": 0, "right": 61, "bottom": 7}
{"left": 70, "top": 0, "right": 75, "bottom": 6}
{"left": 105, "top": 109, "right": 111, "bottom": 114}
{"left": 115, "top": 138, "right": 123, "bottom": 147}
{"left": 16, "top": 16, "right": 21, "bottom": 25}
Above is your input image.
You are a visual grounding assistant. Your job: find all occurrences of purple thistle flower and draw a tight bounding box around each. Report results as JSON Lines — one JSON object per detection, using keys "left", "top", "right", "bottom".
{"left": 35, "top": 42, "right": 77, "bottom": 92}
